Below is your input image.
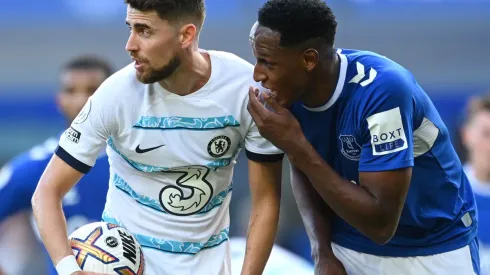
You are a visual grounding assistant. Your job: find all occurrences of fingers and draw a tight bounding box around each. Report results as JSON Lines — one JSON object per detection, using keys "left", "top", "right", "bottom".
{"left": 257, "top": 89, "right": 268, "bottom": 104}
{"left": 262, "top": 92, "right": 285, "bottom": 114}
{"left": 248, "top": 87, "right": 262, "bottom": 108}
{"left": 247, "top": 86, "right": 266, "bottom": 124}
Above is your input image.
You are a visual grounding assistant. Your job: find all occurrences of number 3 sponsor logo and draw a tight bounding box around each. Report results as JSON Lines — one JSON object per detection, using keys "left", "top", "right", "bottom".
{"left": 159, "top": 166, "right": 213, "bottom": 216}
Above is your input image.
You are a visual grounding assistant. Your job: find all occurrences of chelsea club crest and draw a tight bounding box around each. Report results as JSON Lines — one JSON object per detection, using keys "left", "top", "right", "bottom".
{"left": 208, "top": 135, "right": 231, "bottom": 158}
{"left": 339, "top": 135, "right": 361, "bottom": 161}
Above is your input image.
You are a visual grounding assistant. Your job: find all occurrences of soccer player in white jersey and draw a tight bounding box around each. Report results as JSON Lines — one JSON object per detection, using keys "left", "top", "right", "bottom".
{"left": 462, "top": 94, "right": 490, "bottom": 275}
{"left": 230, "top": 237, "right": 314, "bottom": 275}
{"left": 31, "top": 1, "right": 284, "bottom": 275}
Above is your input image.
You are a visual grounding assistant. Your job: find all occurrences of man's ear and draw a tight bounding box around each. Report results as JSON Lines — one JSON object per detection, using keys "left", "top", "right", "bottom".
{"left": 180, "top": 23, "right": 198, "bottom": 49}
{"left": 302, "top": 48, "right": 319, "bottom": 72}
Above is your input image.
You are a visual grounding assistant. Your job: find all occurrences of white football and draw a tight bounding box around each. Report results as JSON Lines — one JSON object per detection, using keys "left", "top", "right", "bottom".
{"left": 68, "top": 222, "right": 145, "bottom": 274}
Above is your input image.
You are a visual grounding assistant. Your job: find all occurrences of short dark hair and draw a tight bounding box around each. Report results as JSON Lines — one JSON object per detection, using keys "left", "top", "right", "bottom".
{"left": 125, "top": 0, "right": 205, "bottom": 29}
{"left": 258, "top": 0, "right": 337, "bottom": 47}
{"left": 63, "top": 56, "right": 113, "bottom": 78}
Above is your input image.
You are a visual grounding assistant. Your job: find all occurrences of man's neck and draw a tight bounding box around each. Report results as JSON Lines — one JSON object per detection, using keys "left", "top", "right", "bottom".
{"left": 158, "top": 51, "right": 211, "bottom": 96}
{"left": 301, "top": 52, "right": 340, "bottom": 108}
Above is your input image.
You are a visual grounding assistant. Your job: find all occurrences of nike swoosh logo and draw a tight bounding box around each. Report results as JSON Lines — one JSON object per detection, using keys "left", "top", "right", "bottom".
{"left": 135, "top": 144, "right": 165, "bottom": 154}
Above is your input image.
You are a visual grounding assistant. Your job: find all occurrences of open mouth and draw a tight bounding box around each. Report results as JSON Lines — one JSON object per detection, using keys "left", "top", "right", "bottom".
{"left": 133, "top": 59, "right": 145, "bottom": 71}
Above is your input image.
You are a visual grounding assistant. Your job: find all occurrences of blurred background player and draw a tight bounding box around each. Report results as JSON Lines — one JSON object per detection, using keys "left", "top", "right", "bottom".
{"left": 461, "top": 94, "right": 490, "bottom": 275}
{"left": 230, "top": 237, "right": 314, "bottom": 275}
{"left": 0, "top": 56, "right": 113, "bottom": 275}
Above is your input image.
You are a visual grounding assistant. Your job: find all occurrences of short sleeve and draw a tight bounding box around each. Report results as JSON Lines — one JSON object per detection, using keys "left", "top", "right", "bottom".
{"left": 57, "top": 82, "right": 118, "bottom": 174}
{"left": 244, "top": 88, "right": 284, "bottom": 163}
{"left": 358, "top": 73, "right": 415, "bottom": 172}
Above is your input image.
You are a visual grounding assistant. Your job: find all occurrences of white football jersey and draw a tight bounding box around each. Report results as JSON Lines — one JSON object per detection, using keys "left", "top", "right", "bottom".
{"left": 57, "top": 50, "right": 283, "bottom": 275}
{"left": 230, "top": 238, "right": 314, "bottom": 275}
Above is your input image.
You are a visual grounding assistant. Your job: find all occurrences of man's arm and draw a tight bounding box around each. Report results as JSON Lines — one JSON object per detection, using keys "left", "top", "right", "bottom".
{"left": 240, "top": 159, "right": 282, "bottom": 275}
{"left": 289, "top": 144, "right": 411, "bottom": 245}
{"left": 288, "top": 74, "right": 415, "bottom": 244}
{"left": 32, "top": 154, "right": 106, "bottom": 275}
{"left": 31, "top": 155, "right": 84, "bottom": 266}
{"left": 290, "top": 165, "right": 336, "bottom": 266}
{"left": 291, "top": 165, "right": 347, "bottom": 275}
{"left": 32, "top": 78, "right": 116, "bottom": 274}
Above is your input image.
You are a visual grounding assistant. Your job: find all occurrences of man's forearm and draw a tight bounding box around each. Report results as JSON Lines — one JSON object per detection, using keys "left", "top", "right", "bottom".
{"left": 241, "top": 200, "right": 280, "bottom": 275}
{"left": 32, "top": 188, "right": 74, "bottom": 265}
{"left": 290, "top": 166, "right": 335, "bottom": 261}
{"left": 288, "top": 141, "right": 393, "bottom": 244}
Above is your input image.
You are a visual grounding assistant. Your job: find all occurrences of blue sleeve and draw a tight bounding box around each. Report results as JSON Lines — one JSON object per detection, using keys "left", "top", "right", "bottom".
{"left": 0, "top": 155, "right": 49, "bottom": 222}
{"left": 358, "top": 72, "right": 415, "bottom": 172}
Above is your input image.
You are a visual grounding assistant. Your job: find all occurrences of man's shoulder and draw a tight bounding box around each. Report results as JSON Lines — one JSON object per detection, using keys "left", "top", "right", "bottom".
{"left": 207, "top": 50, "right": 253, "bottom": 75}
{"left": 341, "top": 50, "right": 418, "bottom": 114}
{"left": 109, "top": 62, "right": 139, "bottom": 83}
{"left": 92, "top": 63, "right": 144, "bottom": 102}
{"left": 341, "top": 48, "right": 403, "bottom": 69}
{"left": 207, "top": 50, "right": 251, "bottom": 65}
{"left": 83, "top": 63, "right": 147, "bottom": 126}
{"left": 342, "top": 49, "right": 414, "bottom": 89}
{"left": 204, "top": 50, "right": 257, "bottom": 106}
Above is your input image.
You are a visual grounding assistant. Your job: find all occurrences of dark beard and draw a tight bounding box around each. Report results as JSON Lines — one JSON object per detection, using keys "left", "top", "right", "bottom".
{"left": 137, "top": 56, "right": 181, "bottom": 84}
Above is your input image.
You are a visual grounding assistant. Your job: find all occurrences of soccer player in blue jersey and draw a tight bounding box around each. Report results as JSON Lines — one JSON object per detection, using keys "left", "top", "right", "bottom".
{"left": 462, "top": 95, "right": 490, "bottom": 275}
{"left": 0, "top": 56, "right": 113, "bottom": 275}
{"left": 247, "top": 0, "right": 480, "bottom": 274}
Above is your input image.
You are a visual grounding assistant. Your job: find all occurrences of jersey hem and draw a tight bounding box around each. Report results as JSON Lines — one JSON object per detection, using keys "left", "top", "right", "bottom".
{"left": 245, "top": 150, "right": 284, "bottom": 163}
{"left": 332, "top": 227, "right": 477, "bottom": 257}
{"left": 55, "top": 146, "right": 92, "bottom": 174}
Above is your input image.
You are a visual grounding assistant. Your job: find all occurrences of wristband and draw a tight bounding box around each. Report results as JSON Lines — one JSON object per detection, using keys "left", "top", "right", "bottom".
{"left": 55, "top": 255, "right": 81, "bottom": 275}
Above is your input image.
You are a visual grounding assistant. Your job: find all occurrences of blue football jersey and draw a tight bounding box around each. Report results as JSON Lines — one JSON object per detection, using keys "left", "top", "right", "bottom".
{"left": 289, "top": 49, "right": 478, "bottom": 257}
{"left": 0, "top": 136, "right": 110, "bottom": 274}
